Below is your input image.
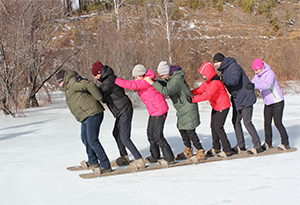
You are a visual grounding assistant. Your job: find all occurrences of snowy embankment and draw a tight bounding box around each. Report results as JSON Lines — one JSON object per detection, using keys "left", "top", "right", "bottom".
{"left": 0, "top": 90, "right": 299, "bottom": 205}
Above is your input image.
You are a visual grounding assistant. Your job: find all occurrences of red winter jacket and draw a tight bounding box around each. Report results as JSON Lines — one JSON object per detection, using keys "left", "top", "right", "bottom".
{"left": 191, "top": 62, "right": 231, "bottom": 111}
{"left": 115, "top": 69, "right": 169, "bottom": 116}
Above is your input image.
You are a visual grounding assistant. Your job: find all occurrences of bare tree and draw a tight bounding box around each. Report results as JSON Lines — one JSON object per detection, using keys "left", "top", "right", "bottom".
{"left": 0, "top": 0, "right": 78, "bottom": 116}
{"left": 102, "top": 0, "right": 127, "bottom": 31}
{"left": 153, "top": 0, "right": 174, "bottom": 64}
{"left": 63, "top": 0, "right": 73, "bottom": 14}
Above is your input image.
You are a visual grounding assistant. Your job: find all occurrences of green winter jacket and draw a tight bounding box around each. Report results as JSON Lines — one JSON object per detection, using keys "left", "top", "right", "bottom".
{"left": 152, "top": 69, "right": 200, "bottom": 130}
{"left": 61, "top": 70, "right": 104, "bottom": 122}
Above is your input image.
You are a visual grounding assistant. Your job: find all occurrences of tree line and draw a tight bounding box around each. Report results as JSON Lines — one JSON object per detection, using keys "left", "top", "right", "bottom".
{"left": 1, "top": 0, "right": 299, "bottom": 117}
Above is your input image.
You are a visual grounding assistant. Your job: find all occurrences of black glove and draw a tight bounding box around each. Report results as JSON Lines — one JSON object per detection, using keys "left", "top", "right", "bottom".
{"left": 246, "top": 83, "right": 255, "bottom": 90}
{"left": 211, "top": 75, "right": 223, "bottom": 81}
{"left": 187, "top": 96, "right": 192, "bottom": 103}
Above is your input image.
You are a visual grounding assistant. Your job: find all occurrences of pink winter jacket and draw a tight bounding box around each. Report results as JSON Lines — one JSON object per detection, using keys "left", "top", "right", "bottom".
{"left": 115, "top": 70, "right": 169, "bottom": 116}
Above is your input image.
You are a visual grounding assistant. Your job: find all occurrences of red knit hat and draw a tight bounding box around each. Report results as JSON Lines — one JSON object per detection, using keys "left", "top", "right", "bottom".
{"left": 91, "top": 61, "right": 103, "bottom": 76}
{"left": 252, "top": 58, "right": 263, "bottom": 70}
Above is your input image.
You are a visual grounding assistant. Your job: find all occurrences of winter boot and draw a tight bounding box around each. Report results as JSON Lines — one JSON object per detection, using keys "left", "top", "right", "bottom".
{"left": 158, "top": 159, "right": 175, "bottom": 168}
{"left": 94, "top": 166, "right": 112, "bottom": 176}
{"left": 205, "top": 148, "right": 220, "bottom": 157}
{"left": 175, "top": 146, "right": 193, "bottom": 160}
{"left": 189, "top": 149, "right": 205, "bottom": 163}
{"left": 127, "top": 158, "right": 146, "bottom": 171}
{"left": 80, "top": 160, "right": 99, "bottom": 169}
{"left": 247, "top": 146, "right": 264, "bottom": 155}
{"left": 231, "top": 146, "right": 246, "bottom": 154}
{"left": 217, "top": 151, "right": 233, "bottom": 158}
{"left": 144, "top": 155, "right": 160, "bottom": 164}
{"left": 278, "top": 144, "right": 291, "bottom": 151}
{"left": 194, "top": 149, "right": 205, "bottom": 161}
{"left": 262, "top": 143, "right": 273, "bottom": 150}
{"left": 111, "top": 155, "right": 130, "bottom": 167}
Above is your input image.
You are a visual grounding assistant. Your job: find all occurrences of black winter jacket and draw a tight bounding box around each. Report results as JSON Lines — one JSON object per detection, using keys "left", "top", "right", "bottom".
{"left": 98, "top": 65, "right": 132, "bottom": 118}
{"left": 217, "top": 57, "right": 256, "bottom": 110}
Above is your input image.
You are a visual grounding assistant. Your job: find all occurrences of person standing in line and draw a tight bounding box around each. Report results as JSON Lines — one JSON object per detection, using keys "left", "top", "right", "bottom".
{"left": 187, "top": 62, "right": 233, "bottom": 157}
{"left": 248, "top": 58, "right": 290, "bottom": 150}
{"left": 91, "top": 61, "right": 143, "bottom": 166}
{"left": 55, "top": 70, "right": 111, "bottom": 173}
{"left": 115, "top": 64, "right": 175, "bottom": 167}
{"left": 144, "top": 61, "right": 205, "bottom": 161}
{"left": 213, "top": 53, "right": 264, "bottom": 154}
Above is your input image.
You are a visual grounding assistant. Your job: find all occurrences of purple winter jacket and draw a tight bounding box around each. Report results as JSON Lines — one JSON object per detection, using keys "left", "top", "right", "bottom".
{"left": 251, "top": 62, "right": 284, "bottom": 105}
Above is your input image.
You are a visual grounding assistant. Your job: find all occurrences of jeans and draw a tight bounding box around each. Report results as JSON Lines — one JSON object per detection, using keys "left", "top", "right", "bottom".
{"left": 81, "top": 112, "right": 110, "bottom": 168}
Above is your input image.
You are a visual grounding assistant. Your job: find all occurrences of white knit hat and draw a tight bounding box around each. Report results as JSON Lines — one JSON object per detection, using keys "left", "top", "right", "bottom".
{"left": 157, "top": 61, "right": 170, "bottom": 75}
{"left": 132, "top": 64, "right": 146, "bottom": 76}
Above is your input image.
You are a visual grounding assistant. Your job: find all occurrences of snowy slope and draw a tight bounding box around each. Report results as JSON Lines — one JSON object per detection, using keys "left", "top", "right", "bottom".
{"left": 0, "top": 91, "right": 299, "bottom": 205}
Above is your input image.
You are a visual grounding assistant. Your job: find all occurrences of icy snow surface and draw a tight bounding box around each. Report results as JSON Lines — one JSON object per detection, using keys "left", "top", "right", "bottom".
{"left": 0, "top": 91, "right": 299, "bottom": 205}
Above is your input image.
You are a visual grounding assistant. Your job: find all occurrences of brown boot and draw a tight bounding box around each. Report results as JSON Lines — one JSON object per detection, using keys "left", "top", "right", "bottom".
{"left": 194, "top": 149, "right": 205, "bottom": 161}
{"left": 175, "top": 146, "right": 193, "bottom": 160}
{"left": 127, "top": 158, "right": 146, "bottom": 170}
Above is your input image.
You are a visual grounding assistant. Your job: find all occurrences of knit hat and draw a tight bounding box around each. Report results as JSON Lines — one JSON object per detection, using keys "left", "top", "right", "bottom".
{"left": 157, "top": 61, "right": 170, "bottom": 75}
{"left": 91, "top": 61, "right": 103, "bottom": 76}
{"left": 252, "top": 58, "right": 264, "bottom": 70}
{"left": 213, "top": 53, "right": 225, "bottom": 63}
{"left": 56, "top": 70, "right": 65, "bottom": 83}
{"left": 132, "top": 64, "right": 146, "bottom": 76}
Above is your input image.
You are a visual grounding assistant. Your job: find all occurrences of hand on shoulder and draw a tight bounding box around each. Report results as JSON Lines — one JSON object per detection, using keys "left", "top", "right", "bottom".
{"left": 144, "top": 76, "right": 154, "bottom": 85}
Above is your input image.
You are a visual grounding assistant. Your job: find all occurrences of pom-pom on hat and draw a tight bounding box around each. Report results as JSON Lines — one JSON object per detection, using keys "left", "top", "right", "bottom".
{"left": 213, "top": 53, "right": 225, "bottom": 63}
{"left": 132, "top": 64, "right": 146, "bottom": 76}
{"left": 252, "top": 58, "right": 264, "bottom": 70}
{"left": 157, "top": 61, "right": 170, "bottom": 76}
{"left": 91, "top": 61, "right": 103, "bottom": 76}
{"left": 56, "top": 70, "right": 65, "bottom": 83}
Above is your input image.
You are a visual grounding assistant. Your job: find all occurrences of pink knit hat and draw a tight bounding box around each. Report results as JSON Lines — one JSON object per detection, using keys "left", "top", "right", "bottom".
{"left": 252, "top": 58, "right": 264, "bottom": 70}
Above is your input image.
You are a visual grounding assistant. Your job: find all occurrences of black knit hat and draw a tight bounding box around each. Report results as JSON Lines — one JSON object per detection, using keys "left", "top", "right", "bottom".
{"left": 213, "top": 53, "right": 225, "bottom": 63}
{"left": 56, "top": 70, "right": 65, "bottom": 83}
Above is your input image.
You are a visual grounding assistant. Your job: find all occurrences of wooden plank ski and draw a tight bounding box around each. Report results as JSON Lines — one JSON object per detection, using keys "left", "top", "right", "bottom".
{"left": 78, "top": 147, "right": 297, "bottom": 179}
{"left": 67, "top": 165, "right": 92, "bottom": 171}
{"left": 67, "top": 160, "right": 130, "bottom": 171}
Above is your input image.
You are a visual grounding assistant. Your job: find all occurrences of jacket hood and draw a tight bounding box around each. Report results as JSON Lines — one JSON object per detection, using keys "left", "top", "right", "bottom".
{"left": 144, "top": 69, "right": 156, "bottom": 79}
{"left": 217, "top": 57, "right": 237, "bottom": 72}
{"left": 198, "top": 62, "right": 216, "bottom": 81}
{"left": 61, "top": 70, "right": 78, "bottom": 91}
{"left": 257, "top": 62, "right": 271, "bottom": 77}
{"left": 99, "top": 65, "right": 114, "bottom": 82}
{"left": 169, "top": 65, "right": 182, "bottom": 76}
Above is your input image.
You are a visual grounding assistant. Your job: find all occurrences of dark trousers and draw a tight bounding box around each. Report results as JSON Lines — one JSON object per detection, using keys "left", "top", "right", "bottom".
{"left": 232, "top": 105, "right": 262, "bottom": 149}
{"left": 147, "top": 113, "right": 174, "bottom": 162}
{"left": 81, "top": 112, "right": 110, "bottom": 168}
{"left": 179, "top": 129, "right": 203, "bottom": 150}
{"left": 113, "top": 106, "right": 142, "bottom": 160}
{"left": 211, "top": 108, "right": 231, "bottom": 152}
{"left": 264, "top": 100, "right": 289, "bottom": 146}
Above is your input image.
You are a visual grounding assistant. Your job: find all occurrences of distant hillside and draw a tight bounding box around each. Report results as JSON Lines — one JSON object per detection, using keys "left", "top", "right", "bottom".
{"left": 55, "top": 0, "right": 300, "bottom": 87}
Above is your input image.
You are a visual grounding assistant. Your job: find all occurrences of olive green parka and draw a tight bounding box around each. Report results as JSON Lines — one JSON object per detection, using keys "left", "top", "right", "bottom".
{"left": 61, "top": 70, "right": 104, "bottom": 122}
{"left": 152, "top": 68, "right": 200, "bottom": 130}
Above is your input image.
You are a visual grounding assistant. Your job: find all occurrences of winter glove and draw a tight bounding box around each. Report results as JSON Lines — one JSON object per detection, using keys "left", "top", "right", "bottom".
{"left": 246, "top": 83, "right": 255, "bottom": 90}
{"left": 187, "top": 96, "right": 192, "bottom": 103}
{"left": 211, "top": 75, "right": 223, "bottom": 81}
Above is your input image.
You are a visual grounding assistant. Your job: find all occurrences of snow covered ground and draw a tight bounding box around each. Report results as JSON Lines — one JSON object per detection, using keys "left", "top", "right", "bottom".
{"left": 0, "top": 90, "right": 300, "bottom": 205}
